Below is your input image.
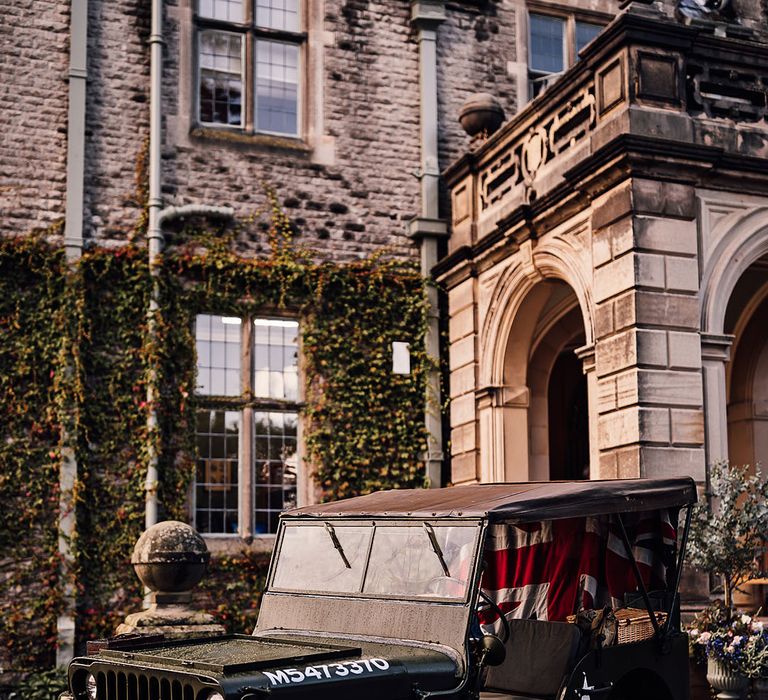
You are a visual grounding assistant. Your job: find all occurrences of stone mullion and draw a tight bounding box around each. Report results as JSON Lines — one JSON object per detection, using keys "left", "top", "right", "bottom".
{"left": 244, "top": 0, "right": 254, "bottom": 132}
{"left": 239, "top": 316, "right": 254, "bottom": 541}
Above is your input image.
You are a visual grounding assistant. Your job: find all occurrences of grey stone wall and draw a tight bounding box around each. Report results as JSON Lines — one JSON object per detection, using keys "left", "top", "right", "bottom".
{"left": 0, "top": 0, "right": 70, "bottom": 238}
{"left": 437, "top": 1, "right": 518, "bottom": 173}
{"left": 84, "top": 0, "right": 152, "bottom": 243}
{"left": 1, "top": 0, "right": 519, "bottom": 259}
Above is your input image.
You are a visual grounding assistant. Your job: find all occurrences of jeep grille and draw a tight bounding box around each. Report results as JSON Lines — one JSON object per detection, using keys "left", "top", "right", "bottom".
{"left": 95, "top": 669, "right": 200, "bottom": 700}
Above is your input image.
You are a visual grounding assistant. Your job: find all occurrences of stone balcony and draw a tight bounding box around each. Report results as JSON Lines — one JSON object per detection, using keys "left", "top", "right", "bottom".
{"left": 443, "top": 4, "right": 768, "bottom": 261}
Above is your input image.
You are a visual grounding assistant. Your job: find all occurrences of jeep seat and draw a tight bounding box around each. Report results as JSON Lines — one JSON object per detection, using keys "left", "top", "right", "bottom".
{"left": 483, "top": 619, "right": 582, "bottom": 699}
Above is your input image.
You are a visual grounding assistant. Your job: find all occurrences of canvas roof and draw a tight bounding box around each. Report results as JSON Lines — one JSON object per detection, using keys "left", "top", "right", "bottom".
{"left": 284, "top": 478, "right": 697, "bottom": 523}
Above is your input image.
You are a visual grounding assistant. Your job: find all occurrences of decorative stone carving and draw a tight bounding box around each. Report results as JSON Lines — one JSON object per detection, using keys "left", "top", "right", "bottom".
{"left": 479, "top": 87, "right": 598, "bottom": 211}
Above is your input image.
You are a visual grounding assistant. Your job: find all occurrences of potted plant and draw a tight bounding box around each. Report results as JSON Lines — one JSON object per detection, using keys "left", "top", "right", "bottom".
{"left": 687, "top": 462, "right": 768, "bottom": 698}
{"left": 742, "top": 622, "right": 768, "bottom": 699}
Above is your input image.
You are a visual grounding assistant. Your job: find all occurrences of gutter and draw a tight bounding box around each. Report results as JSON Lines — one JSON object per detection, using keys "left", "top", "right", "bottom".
{"left": 57, "top": 0, "right": 89, "bottom": 667}
{"left": 409, "top": 0, "right": 448, "bottom": 488}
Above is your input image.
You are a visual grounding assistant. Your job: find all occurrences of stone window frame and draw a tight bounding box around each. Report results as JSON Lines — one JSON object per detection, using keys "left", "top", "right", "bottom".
{"left": 195, "top": 1, "right": 306, "bottom": 137}
{"left": 518, "top": 1, "right": 610, "bottom": 103}
{"left": 173, "top": 0, "right": 335, "bottom": 165}
{"left": 193, "top": 312, "right": 309, "bottom": 552}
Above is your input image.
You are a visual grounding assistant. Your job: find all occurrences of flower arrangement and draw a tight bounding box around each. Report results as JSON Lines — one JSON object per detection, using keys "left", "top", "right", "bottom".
{"left": 689, "top": 602, "right": 757, "bottom": 673}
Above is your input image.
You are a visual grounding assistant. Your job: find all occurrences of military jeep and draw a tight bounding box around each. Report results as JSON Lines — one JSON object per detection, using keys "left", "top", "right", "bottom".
{"left": 62, "top": 478, "right": 696, "bottom": 700}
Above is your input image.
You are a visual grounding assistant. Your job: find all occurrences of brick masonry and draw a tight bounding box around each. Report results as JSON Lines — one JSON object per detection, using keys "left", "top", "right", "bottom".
{"left": 0, "top": 1, "right": 70, "bottom": 236}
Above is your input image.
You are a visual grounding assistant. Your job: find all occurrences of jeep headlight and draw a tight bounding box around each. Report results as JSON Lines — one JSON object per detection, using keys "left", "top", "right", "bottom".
{"left": 206, "top": 693, "right": 224, "bottom": 700}
{"left": 85, "top": 673, "right": 97, "bottom": 700}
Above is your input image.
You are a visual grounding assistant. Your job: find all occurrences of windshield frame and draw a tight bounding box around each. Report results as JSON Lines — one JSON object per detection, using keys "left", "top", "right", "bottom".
{"left": 267, "top": 516, "right": 485, "bottom": 605}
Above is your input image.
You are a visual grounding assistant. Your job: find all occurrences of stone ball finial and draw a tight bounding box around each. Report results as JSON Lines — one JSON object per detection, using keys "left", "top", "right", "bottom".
{"left": 131, "top": 520, "right": 210, "bottom": 594}
{"left": 458, "top": 93, "right": 506, "bottom": 139}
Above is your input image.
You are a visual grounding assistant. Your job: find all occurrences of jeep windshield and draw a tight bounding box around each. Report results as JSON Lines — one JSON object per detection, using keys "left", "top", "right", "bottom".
{"left": 270, "top": 521, "right": 480, "bottom": 601}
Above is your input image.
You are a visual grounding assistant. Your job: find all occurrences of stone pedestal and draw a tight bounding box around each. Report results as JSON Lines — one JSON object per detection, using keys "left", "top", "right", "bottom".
{"left": 116, "top": 521, "right": 225, "bottom": 640}
{"left": 116, "top": 591, "right": 224, "bottom": 640}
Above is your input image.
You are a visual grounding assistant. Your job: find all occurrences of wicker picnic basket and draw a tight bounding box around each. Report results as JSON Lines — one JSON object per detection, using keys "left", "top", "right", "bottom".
{"left": 614, "top": 608, "right": 668, "bottom": 644}
{"left": 567, "top": 607, "right": 668, "bottom": 645}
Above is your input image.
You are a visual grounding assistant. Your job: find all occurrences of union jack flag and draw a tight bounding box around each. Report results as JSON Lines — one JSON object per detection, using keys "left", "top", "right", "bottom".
{"left": 479, "top": 511, "right": 675, "bottom": 631}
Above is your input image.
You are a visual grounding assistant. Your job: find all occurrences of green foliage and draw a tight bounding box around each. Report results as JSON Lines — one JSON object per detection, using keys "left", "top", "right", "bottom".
{"left": 196, "top": 551, "right": 271, "bottom": 634}
{"left": 688, "top": 461, "right": 768, "bottom": 608}
{"left": 0, "top": 235, "right": 65, "bottom": 669}
{"left": 0, "top": 201, "right": 431, "bottom": 676}
{"left": 10, "top": 666, "right": 68, "bottom": 700}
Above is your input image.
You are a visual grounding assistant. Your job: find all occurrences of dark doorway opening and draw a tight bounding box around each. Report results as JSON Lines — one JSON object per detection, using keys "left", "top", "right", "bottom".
{"left": 548, "top": 348, "right": 589, "bottom": 480}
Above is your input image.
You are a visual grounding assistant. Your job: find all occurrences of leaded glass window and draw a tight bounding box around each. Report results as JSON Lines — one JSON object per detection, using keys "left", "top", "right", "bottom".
{"left": 196, "top": 0, "right": 303, "bottom": 137}
{"left": 527, "top": 12, "right": 606, "bottom": 101}
{"left": 194, "top": 314, "right": 300, "bottom": 536}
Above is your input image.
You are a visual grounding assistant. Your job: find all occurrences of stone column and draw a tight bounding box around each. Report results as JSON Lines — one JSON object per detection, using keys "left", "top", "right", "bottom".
{"left": 700, "top": 333, "right": 734, "bottom": 467}
{"left": 576, "top": 344, "right": 600, "bottom": 479}
{"left": 448, "top": 275, "right": 479, "bottom": 484}
{"left": 590, "top": 178, "right": 706, "bottom": 481}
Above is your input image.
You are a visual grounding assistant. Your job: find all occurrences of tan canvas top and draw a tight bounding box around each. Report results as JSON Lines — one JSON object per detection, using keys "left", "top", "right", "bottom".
{"left": 283, "top": 478, "right": 697, "bottom": 523}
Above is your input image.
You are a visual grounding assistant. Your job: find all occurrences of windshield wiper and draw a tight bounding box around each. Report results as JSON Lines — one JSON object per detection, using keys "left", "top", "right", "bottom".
{"left": 423, "top": 522, "right": 450, "bottom": 577}
{"left": 324, "top": 522, "right": 351, "bottom": 569}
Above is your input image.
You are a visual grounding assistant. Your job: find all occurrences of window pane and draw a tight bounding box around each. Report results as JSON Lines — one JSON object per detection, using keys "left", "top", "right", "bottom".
{"left": 576, "top": 21, "right": 602, "bottom": 54}
{"left": 363, "top": 526, "right": 479, "bottom": 600}
{"left": 272, "top": 524, "right": 373, "bottom": 593}
{"left": 198, "top": 0, "right": 244, "bottom": 22}
{"left": 199, "top": 31, "right": 243, "bottom": 126}
{"left": 529, "top": 14, "right": 565, "bottom": 74}
{"left": 256, "top": 0, "right": 300, "bottom": 32}
{"left": 195, "top": 314, "right": 242, "bottom": 396}
{"left": 254, "top": 410, "right": 298, "bottom": 535}
{"left": 252, "top": 318, "right": 299, "bottom": 400}
{"left": 195, "top": 409, "right": 240, "bottom": 535}
{"left": 255, "top": 40, "right": 299, "bottom": 136}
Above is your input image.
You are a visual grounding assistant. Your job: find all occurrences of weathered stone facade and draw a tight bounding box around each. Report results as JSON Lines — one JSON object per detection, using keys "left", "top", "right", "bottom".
{"left": 1, "top": 0, "right": 521, "bottom": 260}
{"left": 439, "top": 3, "right": 768, "bottom": 490}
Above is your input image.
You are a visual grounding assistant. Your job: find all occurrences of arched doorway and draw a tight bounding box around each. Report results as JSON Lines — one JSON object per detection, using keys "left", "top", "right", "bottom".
{"left": 724, "top": 253, "right": 768, "bottom": 469}
{"left": 498, "top": 278, "right": 590, "bottom": 481}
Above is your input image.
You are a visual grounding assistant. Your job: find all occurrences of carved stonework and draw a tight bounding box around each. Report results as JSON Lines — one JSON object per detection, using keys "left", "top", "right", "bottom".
{"left": 688, "top": 63, "right": 768, "bottom": 121}
{"left": 479, "top": 88, "right": 598, "bottom": 211}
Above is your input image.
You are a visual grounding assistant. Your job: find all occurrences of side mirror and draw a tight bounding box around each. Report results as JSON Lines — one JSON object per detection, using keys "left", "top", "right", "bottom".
{"left": 481, "top": 634, "right": 506, "bottom": 666}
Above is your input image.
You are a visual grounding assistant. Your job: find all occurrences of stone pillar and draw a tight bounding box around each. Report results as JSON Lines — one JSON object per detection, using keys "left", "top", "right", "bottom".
{"left": 116, "top": 521, "right": 225, "bottom": 640}
{"left": 700, "top": 334, "right": 734, "bottom": 467}
{"left": 576, "top": 344, "right": 600, "bottom": 480}
{"left": 591, "top": 178, "right": 706, "bottom": 481}
{"left": 448, "top": 276, "right": 479, "bottom": 484}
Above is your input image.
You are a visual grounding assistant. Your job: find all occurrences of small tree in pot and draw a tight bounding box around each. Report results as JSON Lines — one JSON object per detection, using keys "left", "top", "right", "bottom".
{"left": 688, "top": 461, "right": 768, "bottom": 611}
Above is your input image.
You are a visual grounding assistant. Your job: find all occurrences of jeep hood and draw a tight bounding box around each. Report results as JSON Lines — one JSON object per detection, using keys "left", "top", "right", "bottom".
{"left": 72, "top": 634, "right": 460, "bottom": 699}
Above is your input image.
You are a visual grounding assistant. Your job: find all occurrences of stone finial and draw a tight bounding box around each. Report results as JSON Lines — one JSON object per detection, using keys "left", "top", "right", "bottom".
{"left": 131, "top": 520, "right": 209, "bottom": 597}
{"left": 458, "top": 93, "right": 506, "bottom": 143}
{"left": 115, "top": 521, "right": 225, "bottom": 640}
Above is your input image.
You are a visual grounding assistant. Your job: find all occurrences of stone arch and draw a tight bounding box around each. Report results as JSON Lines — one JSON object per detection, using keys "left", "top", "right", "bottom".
{"left": 700, "top": 205, "right": 768, "bottom": 335}
{"left": 480, "top": 241, "right": 594, "bottom": 389}
{"left": 476, "top": 241, "right": 595, "bottom": 483}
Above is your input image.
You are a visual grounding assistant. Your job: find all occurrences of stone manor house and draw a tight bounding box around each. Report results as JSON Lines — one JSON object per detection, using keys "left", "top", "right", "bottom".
{"left": 2, "top": 0, "right": 768, "bottom": 672}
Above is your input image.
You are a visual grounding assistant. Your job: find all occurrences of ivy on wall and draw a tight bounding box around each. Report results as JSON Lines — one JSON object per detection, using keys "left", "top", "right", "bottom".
{"left": 0, "top": 201, "right": 431, "bottom": 674}
{"left": 0, "top": 235, "right": 65, "bottom": 672}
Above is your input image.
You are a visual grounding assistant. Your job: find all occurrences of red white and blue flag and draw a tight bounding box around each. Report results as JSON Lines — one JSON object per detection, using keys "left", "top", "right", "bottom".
{"left": 478, "top": 512, "right": 675, "bottom": 631}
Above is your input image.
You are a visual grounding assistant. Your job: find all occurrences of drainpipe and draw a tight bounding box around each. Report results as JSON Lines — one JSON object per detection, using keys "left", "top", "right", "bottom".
{"left": 409, "top": 0, "right": 448, "bottom": 488}
{"left": 145, "top": 0, "right": 164, "bottom": 531}
{"left": 57, "top": 0, "right": 88, "bottom": 667}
